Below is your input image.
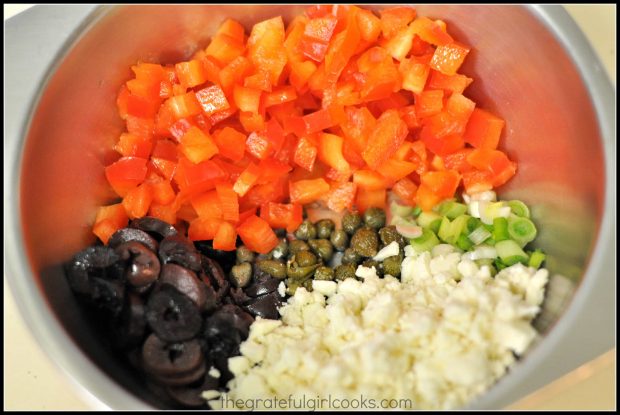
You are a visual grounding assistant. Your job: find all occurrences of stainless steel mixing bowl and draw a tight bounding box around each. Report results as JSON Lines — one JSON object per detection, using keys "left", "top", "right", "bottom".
{"left": 5, "top": 5, "right": 615, "bottom": 410}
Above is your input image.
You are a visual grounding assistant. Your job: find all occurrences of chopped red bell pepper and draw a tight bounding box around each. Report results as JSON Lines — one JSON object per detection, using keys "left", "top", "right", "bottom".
{"left": 178, "top": 126, "right": 219, "bottom": 164}
{"left": 289, "top": 178, "right": 330, "bottom": 204}
{"left": 362, "top": 109, "right": 408, "bottom": 169}
{"left": 463, "top": 108, "right": 505, "bottom": 150}
{"left": 105, "top": 156, "right": 148, "bottom": 197}
{"left": 213, "top": 221, "right": 237, "bottom": 250}
{"left": 212, "top": 127, "right": 247, "bottom": 162}
{"left": 237, "top": 215, "right": 279, "bottom": 254}
{"left": 430, "top": 42, "right": 470, "bottom": 76}
{"left": 92, "top": 203, "right": 129, "bottom": 244}
{"left": 195, "top": 85, "right": 231, "bottom": 116}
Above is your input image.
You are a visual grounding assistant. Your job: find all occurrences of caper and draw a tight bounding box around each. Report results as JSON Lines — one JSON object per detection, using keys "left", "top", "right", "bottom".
{"left": 314, "top": 266, "right": 335, "bottom": 281}
{"left": 315, "top": 219, "right": 335, "bottom": 239}
{"left": 302, "top": 278, "right": 314, "bottom": 292}
{"left": 350, "top": 227, "right": 379, "bottom": 257}
{"left": 236, "top": 245, "right": 255, "bottom": 264}
{"left": 342, "top": 211, "right": 363, "bottom": 235}
{"left": 256, "top": 252, "right": 271, "bottom": 262}
{"left": 294, "top": 220, "right": 317, "bottom": 241}
{"left": 285, "top": 278, "right": 300, "bottom": 296}
{"left": 363, "top": 207, "right": 386, "bottom": 229}
{"left": 288, "top": 240, "right": 310, "bottom": 257}
{"left": 295, "top": 250, "right": 318, "bottom": 267}
{"left": 257, "top": 259, "right": 287, "bottom": 279}
{"left": 362, "top": 259, "right": 384, "bottom": 277}
{"left": 270, "top": 239, "right": 289, "bottom": 260}
{"left": 286, "top": 262, "right": 319, "bottom": 280}
{"left": 308, "top": 239, "right": 334, "bottom": 262}
{"left": 230, "top": 262, "right": 252, "bottom": 288}
{"left": 342, "top": 248, "right": 362, "bottom": 265}
{"left": 330, "top": 229, "right": 349, "bottom": 252}
{"left": 334, "top": 263, "right": 357, "bottom": 281}
{"left": 378, "top": 226, "right": 406, "bottom": 248}
{"left": 382, "top": 255, "right": 403, "bottom": 278}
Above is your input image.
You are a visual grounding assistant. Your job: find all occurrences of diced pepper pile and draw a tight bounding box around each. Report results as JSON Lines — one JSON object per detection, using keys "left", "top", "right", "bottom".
{"left": 94, "top": 5, "right": 517, "bottom": 253}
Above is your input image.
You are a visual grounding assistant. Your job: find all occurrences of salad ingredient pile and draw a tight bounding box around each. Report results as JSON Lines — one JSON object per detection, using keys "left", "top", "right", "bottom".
{"left": 211, "top": 252, "right": 548, "bottom": 410}
{"left": 61, "top": 4, "right": 553, "bottom": 411}
{"left": 95, "top": 3, "right": 517, "bottom": 255}
{"left": 65, "top": 217, "right": 286, "bottom": 407}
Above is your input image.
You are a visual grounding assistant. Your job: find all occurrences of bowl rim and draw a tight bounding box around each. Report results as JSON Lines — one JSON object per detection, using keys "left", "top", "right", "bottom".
{"left": 4, "top": 4, "right": 616, "bottom": 410}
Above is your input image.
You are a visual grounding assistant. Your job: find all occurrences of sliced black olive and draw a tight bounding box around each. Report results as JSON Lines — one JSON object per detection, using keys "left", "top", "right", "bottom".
{"left": 201, "top": 256, "right": 229, "bottom": 301}
{"left": 89, "top": 277, "right": 125, "bottom": 317}
{"left": 203, "top": 305, "right": 253, "bottom": 363}
{"left": 111, "top": 293, "right": 146, "bottom": 350}
{"left": 108, "top": 227, "right": 158, "bottom": 252}
{"left": 158, "top": 235, "right": 202, "bottom": 273}
{"left": 160, "top": 263, "right": 209, "bottom": 311}
{"left": 65, "top": 246, "right": 121, "bottom": 295}
{"left": 244, "top": 277, "right": 281, "bottom": 298}
{"left": 130, "top": 217, "right": 178, "bottom": 241}
{"left": 142, "top": 333, "right": 203, "bottom": 376}
{"left": 207, "top": 304, "right": 254, "bottom": 341}
{"left": 166, "top": 374, "right": 219, "bottom": 408}
{"left": 152, "top": 360, "right": 207, "bottom": 386}
{"left": 115, "top": 241, "right": 161, "bottom": 289}
{"left": 194, "top": 240, "right": 236, "bottom": 274}
{"left": 244, "top": 291, "right": 281, "bottom": 320}
{"left": 145, "top": 285, "right": 203, "bottom": 342}
{"left": 229, "top": 287, "right": 252, "bottom": 306}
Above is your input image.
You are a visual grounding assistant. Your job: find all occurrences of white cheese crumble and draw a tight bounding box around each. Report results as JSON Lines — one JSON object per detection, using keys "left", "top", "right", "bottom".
{"left": 214, "top": 248, "right": 548, "bottom": 410}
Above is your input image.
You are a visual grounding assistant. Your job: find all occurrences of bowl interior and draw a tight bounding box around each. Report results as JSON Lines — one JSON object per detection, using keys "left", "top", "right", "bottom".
{"left": 18, "top": 5, "right": 605, "bottom": 409}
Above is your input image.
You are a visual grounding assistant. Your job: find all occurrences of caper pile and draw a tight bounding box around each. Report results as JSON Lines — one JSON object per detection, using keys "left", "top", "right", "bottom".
{"left": 241, "top": 207, "right": 407, "bottom": 295}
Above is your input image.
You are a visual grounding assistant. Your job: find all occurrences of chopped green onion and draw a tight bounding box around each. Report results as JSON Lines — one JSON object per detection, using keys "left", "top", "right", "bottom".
{"left": 495, "top": 239, "right": 529, "bottom": 266}
{"left": 409, "top": 228, "right": 440, "bottom": 253}
{"left": 528, "top": 249, "right": 546, "bottom": 269}
{"left": 468, "top": 225, "right": 492, "bottom": 245}
{"left": 508, "top": 200, "right": 531, "bottom": 218}
{"left": 493, "top": 258, "right": 509, "bottom": 271}
{"left": 492, "top": 217, "right": 510, "bottom": 242}
{"left": 390, "top": 201, "right": 415, "bottom": 218}
{"left": 436, "top": 200, "right": 468, "bottom": 219}
{"left": 479, "top": 201, "right": 511, "bottom": 225}
{"left": 411, "top": 206, "right": 422, "bottom": 217}
{"left": 456, "top": 234, "right": 473, "bottom": 251}
{"left": 417, "top": 211, "right": 442, "bottom": 229}
{"left": 467, "top": 216, "right": 481, "bottom": 233}
{"left": 508, "top": 216, "right": 538, "bottom": 246}
{"left": 438, "top": 215, "right": 470, "bottom": 245}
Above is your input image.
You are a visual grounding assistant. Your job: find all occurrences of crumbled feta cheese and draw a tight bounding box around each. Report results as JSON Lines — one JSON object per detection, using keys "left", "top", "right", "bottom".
{"left": 208, "top": 366, "right": 221, "bottom": 379}
{"left": 278, "top": 281, "right": 286, "bottom": 297}
{"left": 373, "top": 241, "right": 400, "bottom": 261}
{"left": 221, "top": 251, "right": 548, "bottom": 410}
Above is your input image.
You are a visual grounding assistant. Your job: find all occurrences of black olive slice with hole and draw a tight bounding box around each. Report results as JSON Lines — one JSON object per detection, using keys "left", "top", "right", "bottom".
{"left": 166, "top": 374, "right": 220, "bottom": 408}
{"left": 158, "top": 235, "right": 202, "bottom": 273}
{"left": 152, "top": 360, "right": 207, "bottom": 387}
{"left": 194, "top": 240, "right": 236, "bottom": 274}
{"left": 142, "top": 334, "right": 203, "bottom": 377}
{"left": 115, "top": 241, "right": 161, "bottom": 289}
{"left": 109, "top": 227, "right": 159, "bottom": 252}
{"left": 65, "top": 246, "right": 121, "bottom": 295}
{"left": 244, "top": 291, "right": 282, "bottom": 320}
{"left": 111, "top": 293, "right": 146, "bottom": 350}
{"left": 145, "top": 285, "right": 203, "bottom": 342}
{"left": 130, "top": 217, "right": 178, "bottom": 241}
{"left": 244, "top": 277, "right": 281, "bottom": 298}
{"left": 201, "top": 256, "right": 229, "bottom": 301}
{"left": 160, "top": 263, "right": 209, "bottom": 311}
